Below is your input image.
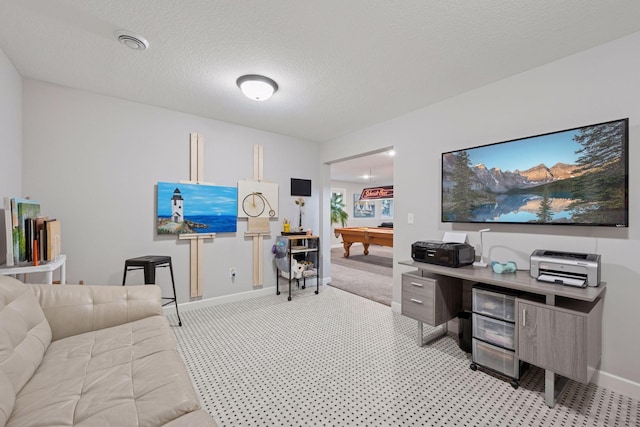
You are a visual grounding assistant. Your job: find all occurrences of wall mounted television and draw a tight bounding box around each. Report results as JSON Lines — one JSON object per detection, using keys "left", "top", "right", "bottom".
{"left": 291, "top": 178, "right": 312, "bottom": 197}
{"left": 441, "top": 118, "right": 628, "bottom": 227}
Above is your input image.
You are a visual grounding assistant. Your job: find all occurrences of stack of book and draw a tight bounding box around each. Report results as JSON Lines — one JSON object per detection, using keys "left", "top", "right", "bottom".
{"left": 2, "top": 197, "right": 61, "bottom": 266}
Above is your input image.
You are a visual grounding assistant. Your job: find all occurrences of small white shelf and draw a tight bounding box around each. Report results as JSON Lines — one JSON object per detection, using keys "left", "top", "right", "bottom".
{"left": 0, "top": 254, "right": 66, "bottom": 284}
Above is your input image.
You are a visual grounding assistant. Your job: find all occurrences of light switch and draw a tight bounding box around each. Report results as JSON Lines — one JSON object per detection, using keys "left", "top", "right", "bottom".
{"left": 408, "top": 213, "right": 414, "bottom": 224}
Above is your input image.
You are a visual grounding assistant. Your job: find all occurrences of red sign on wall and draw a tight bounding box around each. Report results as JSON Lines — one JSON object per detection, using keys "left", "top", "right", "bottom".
{"left": 359, "top": 185, "right": 394, "bottom": 200}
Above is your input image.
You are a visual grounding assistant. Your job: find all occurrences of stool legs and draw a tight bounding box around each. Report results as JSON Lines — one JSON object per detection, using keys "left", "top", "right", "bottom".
{"left": 168, "top": 260, "right": 182, "bottom": 327}
{"left": 122, "top": 258, "right": 182, "bottom": 327}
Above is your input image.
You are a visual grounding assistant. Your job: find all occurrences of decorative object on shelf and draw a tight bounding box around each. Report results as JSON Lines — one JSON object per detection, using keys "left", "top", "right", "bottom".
{"left": 473, "top": 228, "right": 491, "bottom": 268}
{"left": 283, "top": 219, "right": 290, "bottom": 233}
{"left": 491, "top": 261, "right": 517, "bottom": 274}
{"left": 295, "top": 197, "right": 305, "bottom": 230}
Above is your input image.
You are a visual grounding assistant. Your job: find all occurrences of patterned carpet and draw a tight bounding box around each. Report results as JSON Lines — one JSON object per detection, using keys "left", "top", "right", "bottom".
{"left": 168, "top": 287, "right": 639, "bottom": 427}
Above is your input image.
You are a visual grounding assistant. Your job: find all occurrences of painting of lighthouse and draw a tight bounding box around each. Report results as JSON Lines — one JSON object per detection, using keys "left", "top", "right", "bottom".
{"left": 156, "top": 182, "right": 237, "bottom": 234}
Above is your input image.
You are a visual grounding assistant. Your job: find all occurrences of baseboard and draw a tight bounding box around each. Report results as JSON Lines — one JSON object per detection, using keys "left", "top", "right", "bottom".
{"left": 164, "top": 280, "right": 333, "bottom": 315}
{"left": 391, "top": 300, "right": 401, "bottom": 314}
{"left": 163, "top": 286, "right": 278, "bottom": 315}
{"left": 591, "top": 369, "right": 640, "bottom": 400}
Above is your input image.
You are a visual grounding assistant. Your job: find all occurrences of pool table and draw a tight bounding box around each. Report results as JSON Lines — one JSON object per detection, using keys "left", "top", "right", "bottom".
{"left": 334, "top": 227, "right": 393, "bottom": 258}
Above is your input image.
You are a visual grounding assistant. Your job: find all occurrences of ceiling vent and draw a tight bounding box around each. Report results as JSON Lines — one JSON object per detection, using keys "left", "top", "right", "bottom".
{"left": 114, "top": 30, "right": 149, "bottom": 50}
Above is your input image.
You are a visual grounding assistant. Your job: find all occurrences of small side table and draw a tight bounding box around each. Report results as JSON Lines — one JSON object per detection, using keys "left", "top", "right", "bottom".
{"left": 122, "top": 255, "right": 182, "bottom": 326}
{"left": 0, "top": 254, "right": 66, "bottom": 284}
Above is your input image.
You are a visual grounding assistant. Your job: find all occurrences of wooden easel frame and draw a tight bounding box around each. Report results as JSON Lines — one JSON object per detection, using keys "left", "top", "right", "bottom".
{"left": 178, "top": 133, "right": 215, "bottom": 298}
{"left": 244, "top": 145, "right": 272, "bottom": 287}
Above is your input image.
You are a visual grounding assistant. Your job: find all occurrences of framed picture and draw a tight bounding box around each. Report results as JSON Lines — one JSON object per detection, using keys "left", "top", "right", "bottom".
{"left": 353, "top": 194, "right": 375, "bottom": 218}
{"left": 237, "top": 180, "right": 279, "bottom": 219}
{"left": 381, "top": 199, "right": 394, "bottom": 219}
{"left": 156, "top": 182, "right": 238, "bottom": 234}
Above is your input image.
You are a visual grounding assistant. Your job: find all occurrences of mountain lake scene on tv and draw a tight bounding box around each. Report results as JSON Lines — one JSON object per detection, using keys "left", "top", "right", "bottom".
{"left": 157, "top": 182, "right": 238, "bottom": 234}
{"left": 442, "top": 120, "right": 627, "bottom": 225}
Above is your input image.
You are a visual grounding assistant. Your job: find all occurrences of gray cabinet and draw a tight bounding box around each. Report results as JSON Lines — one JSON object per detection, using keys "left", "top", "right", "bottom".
{"left": 398, "top": 259, "right": 606, "bottom": 408}
{"left": 401, "top": 271, "right": 461, "bottom": 326}
{"left": 517, "top": 298, "right": 603, "bottom": 384}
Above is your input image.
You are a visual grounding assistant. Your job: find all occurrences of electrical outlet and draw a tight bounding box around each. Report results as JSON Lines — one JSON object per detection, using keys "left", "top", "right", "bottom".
{"left": 230, "top": 267, "right": 236, "bottom": 279}
{"left": 407, "top": 212, "right": 414, "bottom": 224}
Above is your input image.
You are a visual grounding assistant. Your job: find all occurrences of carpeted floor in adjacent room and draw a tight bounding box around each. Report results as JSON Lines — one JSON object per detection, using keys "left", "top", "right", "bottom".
{"left": 328, "top": 244, "right": 392, "bottom": 306}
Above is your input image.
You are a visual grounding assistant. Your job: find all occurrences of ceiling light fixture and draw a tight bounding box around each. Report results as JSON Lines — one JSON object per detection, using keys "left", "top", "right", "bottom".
{"left": 114, "top": 30, "right": 149, "bottom": 50}
{"left": 236, "top": 74, "right": 278, "bottom": 101}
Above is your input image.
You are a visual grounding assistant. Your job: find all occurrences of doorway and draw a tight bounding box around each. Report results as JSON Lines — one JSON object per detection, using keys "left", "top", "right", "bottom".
{"left": 328, "top": 149, "right": 394, "bottom": 306}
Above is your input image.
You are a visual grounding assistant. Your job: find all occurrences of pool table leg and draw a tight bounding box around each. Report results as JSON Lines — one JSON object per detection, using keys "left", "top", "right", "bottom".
{"left": 363, "top": 243, "right": 370, "bottom": 255}
{"left": 342, "top": 242, "right": 353, "bottom": 257}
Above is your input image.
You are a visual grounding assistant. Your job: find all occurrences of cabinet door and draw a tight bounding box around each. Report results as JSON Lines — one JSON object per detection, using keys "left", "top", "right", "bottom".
{"left": 518, "top": 301, "right": 588, "bottom": 383}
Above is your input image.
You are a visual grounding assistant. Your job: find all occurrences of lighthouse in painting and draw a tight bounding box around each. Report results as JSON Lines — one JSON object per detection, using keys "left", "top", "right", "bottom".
{"left": 171, "top": 188, "right": 184, "bottom": 223}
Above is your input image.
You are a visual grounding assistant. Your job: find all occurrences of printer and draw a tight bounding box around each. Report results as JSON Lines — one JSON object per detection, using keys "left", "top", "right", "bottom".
{"left": 412, "top": 241, "right": 475, "bottom": 268}
{"left": 530, "top": 249, "right": 601, "bottom": 287}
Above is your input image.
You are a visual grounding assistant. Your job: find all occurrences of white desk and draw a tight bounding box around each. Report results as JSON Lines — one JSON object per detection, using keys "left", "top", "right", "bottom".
{"left": 0, "top": 254, "right": 66, "bottom": 284}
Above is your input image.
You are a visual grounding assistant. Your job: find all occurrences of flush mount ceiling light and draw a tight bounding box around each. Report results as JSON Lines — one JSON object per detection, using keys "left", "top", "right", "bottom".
{"left": 114, "top": 30, "right": 149, "bottom": 50}
{"left": 236, "top": 74, "right": 278, "bottom": 101}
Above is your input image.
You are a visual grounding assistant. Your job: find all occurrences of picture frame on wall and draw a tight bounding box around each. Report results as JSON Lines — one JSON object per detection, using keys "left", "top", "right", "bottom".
{"left": 353, "top": 194, "right": 375, "bottom": 218}
{"left": 381, "top": 199, "right": 394, "bottom": 219}
{"left": 156, "top": 182, "right": 238, "bottom": 234}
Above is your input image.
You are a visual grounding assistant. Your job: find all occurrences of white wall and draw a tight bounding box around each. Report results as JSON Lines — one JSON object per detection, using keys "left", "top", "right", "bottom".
{"left": 0, "top": 48, "right": 21, "bottom": 197}
{"left": 321, "top": 32, "right": 640, "bottom": 394}
{"left": 22, "top": 80, "right": 321, "bottom": 304}
{"left": 0, "top": 48, "right": 22, "bottom": 265}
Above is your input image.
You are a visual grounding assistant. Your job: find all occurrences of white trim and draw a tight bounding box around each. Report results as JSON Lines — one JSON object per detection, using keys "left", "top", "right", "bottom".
{"left": 391, "top": 300, "right": 401, "bottom": 314}
{"left": 591, "top": 370, "right": 640, "bottom": 401}
{"left": 163, "top": 286, "right": 277, "bottom": 314}
{"left": 163, "top": 281, "right": 332, "bottom": 315}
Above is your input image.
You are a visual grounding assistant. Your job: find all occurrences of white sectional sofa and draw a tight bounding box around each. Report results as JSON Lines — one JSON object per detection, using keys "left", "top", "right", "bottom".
{"left": 0, "top": 275, "right": 217, "bottom": 426}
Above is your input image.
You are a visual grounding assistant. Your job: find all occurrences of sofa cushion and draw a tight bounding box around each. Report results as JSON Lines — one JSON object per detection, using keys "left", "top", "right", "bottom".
{"left": 7, "top": 315, "right": 201, "bottom": 427}
{"left": 0, "top": 275, "right": 52, "bottom": 426}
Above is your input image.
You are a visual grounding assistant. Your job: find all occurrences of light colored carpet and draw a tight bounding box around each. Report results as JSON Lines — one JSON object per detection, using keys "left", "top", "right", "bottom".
{"left": 169, "top": 288, "right": 639, "bottom": 427}
{"left": 329, "top": 244, "right": 392, "bottom": 306}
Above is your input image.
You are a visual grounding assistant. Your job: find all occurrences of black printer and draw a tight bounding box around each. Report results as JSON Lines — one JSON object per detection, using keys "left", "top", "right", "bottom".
{"left": 411, "top": 241, "right": 475, "bottom": 268}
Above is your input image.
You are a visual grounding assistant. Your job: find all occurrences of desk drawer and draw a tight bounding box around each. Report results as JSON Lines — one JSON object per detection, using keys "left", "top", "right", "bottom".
{"left": 472, "top": 339, "right": 519, "bottom": 379}
{"left": 472, "top": 288, "right": 516, "bottom": 322}
{"left": 401, "top": 273, "right": 436, "bottom": 298}
{"left": 401, "top": 272, "right": 436, "bottom": 324}
{"left": 401, "top": 272, "right": 461, "bottom": 326}
{"left": 402, "top": 291, "right": 436, "bottom": 323}
{"left": 472, "top": 313, "right": 515, "bottom": 350}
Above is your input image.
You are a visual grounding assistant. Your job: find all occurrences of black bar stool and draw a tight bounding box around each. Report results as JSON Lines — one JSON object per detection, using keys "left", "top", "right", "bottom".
{"left": 122, "top": 255, "right": 182, "bottom": 326}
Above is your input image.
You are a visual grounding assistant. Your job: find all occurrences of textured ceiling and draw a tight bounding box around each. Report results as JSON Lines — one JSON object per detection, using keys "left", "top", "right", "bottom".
{"left": 1, "top": 0, "right": 640, "bottom": 146}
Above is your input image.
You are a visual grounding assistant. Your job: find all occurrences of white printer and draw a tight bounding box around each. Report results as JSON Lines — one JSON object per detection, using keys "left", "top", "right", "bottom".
{"left": 530, "top": 249, "right": 601, "bottom": 287}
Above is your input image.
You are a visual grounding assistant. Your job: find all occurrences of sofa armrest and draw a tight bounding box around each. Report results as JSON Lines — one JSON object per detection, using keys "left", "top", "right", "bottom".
{"left": 28, "top": 284, "right": 163, "bottom": 341}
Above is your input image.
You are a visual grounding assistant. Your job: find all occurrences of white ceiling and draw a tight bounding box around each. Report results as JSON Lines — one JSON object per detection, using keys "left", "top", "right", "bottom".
{"left": 1, "top": 1, "right": 640, "bottom": 149}
{"left": 331, "top": 150, "right": 395, "bottom": 185}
